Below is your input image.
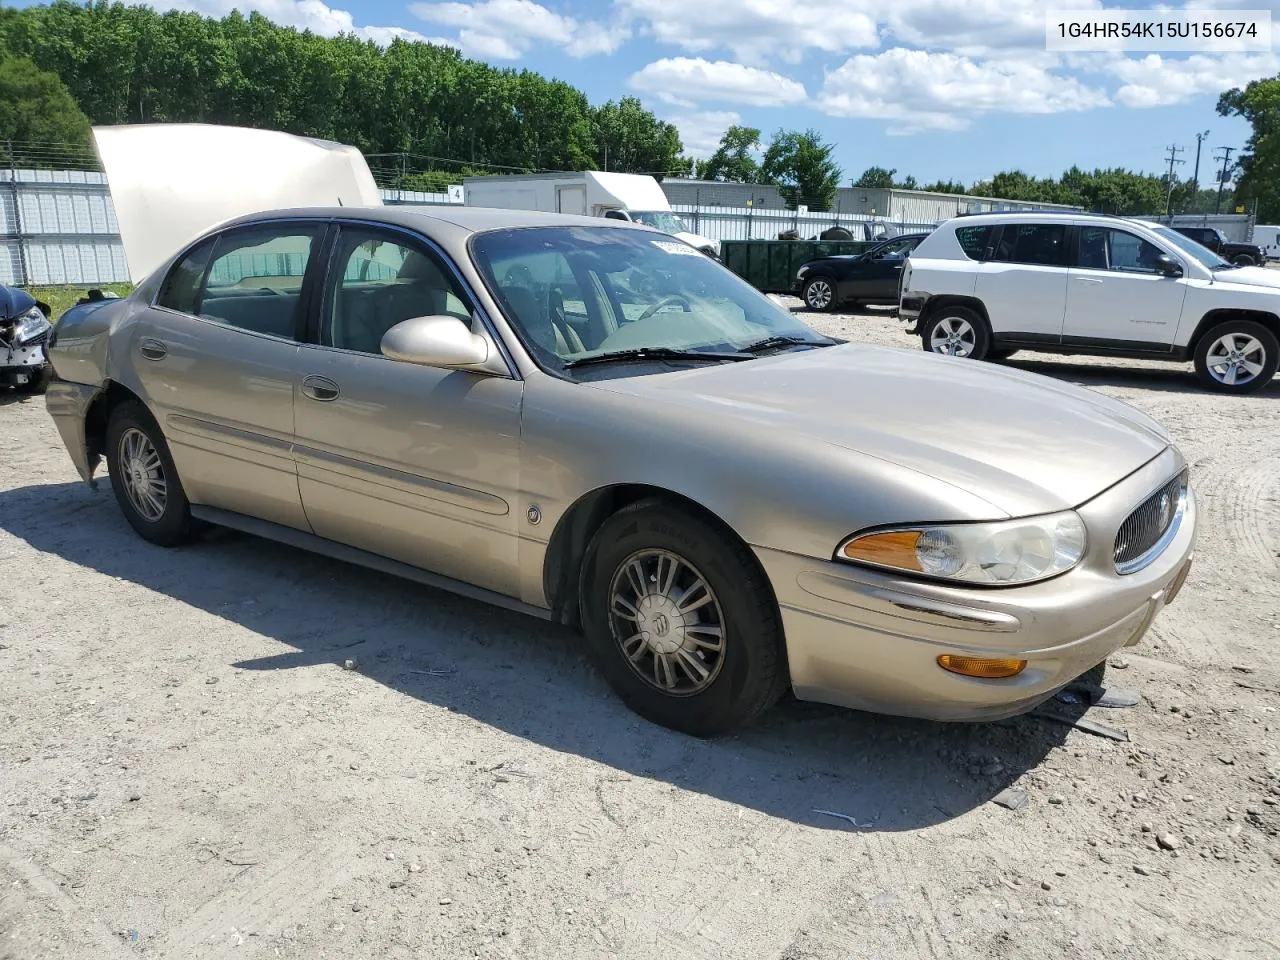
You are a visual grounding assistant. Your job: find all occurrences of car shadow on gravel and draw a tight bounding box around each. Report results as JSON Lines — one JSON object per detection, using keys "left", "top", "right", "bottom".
{"left": 2, "top": 480, "right": 1087, "bottom": 833}
{"left": 999, "top": 357, "right": 1280, "bottom": 397}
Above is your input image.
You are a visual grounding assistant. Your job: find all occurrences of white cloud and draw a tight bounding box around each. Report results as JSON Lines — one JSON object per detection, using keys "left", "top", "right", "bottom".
{"left": 816, "top": 48, "right": 1110, "bottom": 133}
{"left": 1108, "top": 52, "right": 1280, "bottom": 107}
{"left": 410, "top": 0, "right": 627, "bottom": 59}
{"left": 167, "top": 0, "right": 457, "bottom": 47}
{"left": 665, "top": 110, "right": 743, "bottom": 158}
{"left": 629, "top": 58, "right": 807, "bottom": 108}
{"left": 883, "top": 0, "right": 1104, "bottom": 55}
{"left": 617, "top": 0, "right": 877, "bottom": 63}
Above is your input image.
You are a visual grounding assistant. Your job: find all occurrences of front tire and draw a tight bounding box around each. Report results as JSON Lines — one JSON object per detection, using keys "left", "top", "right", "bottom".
{"left": 1193, "top": 319, "right": 1278, "bottom": 394}
{"left": 1231, "top": 254, "right": 1257, "bottom": 266}
{"left": 802, "top": 276, "right": 837, "bottom": 312}
{"left": 921, "top": 305, "right": 990, "bottom": 360}
{"left": 580, "top": 500, "right": 788, "bottom": 737}
{"left": 105, "top": 400, "right": 196, "bottom": 546}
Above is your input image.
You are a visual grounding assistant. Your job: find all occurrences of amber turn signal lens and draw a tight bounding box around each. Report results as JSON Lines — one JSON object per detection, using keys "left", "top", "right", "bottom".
{"left": 841, "top": 530, "right": 923, "bottom": 571}
{"left": 936, "top": 654, "right": 1027, "bottom": 679}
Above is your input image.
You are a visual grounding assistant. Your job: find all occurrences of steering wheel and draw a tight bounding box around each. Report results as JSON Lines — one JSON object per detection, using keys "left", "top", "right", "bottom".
{"left": 635, "top": 294, "right": 691, "bottom": 323}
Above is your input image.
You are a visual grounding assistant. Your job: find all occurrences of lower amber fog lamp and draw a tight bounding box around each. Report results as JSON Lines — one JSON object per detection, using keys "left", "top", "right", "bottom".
{"left": 937, "top": 654, "right": 1027, "bottom": 679}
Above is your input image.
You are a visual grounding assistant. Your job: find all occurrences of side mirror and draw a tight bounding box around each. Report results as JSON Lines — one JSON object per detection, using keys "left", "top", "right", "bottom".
{"left": 380, "top": 315, "right": 490, "bottom": 369}
{"left": 1154, "top": 254, "right": 1183, "bottom": 278}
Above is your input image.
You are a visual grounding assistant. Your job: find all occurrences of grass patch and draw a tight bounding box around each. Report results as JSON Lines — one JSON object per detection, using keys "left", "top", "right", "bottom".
{"left": 31, "top": 283, "right": 134, "bottom": 320}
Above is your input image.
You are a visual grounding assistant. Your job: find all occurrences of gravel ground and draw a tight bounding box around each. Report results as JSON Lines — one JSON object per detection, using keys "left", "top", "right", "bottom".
{"left": 1, "top": 305, "right": 1278, "bottom": 960}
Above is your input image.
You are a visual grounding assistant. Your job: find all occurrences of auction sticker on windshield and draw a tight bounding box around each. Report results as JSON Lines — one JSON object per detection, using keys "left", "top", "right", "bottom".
{"left": 651, "top": 240, "right": 703, "bottom": 257}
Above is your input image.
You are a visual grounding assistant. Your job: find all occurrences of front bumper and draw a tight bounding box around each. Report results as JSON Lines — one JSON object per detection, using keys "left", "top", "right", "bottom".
{"left": 758, "top": 447, "right": 1197, "bottom": 722}
{"left": 1, "top": 342, "right": 48, "bottom": 385}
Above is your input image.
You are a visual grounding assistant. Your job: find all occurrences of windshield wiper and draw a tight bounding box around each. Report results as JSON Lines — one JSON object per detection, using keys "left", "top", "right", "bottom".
{"left": 737, "top": 335, "right": 833, "bottom": 355}
{"left": 563, "top": 347, "right": 750, "bottom": 369}
{"left": 1211, "top": 262, "right": 1242, "bottom": 270}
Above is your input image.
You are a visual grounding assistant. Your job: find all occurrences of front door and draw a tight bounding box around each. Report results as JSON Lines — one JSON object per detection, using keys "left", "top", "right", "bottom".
{"left": 854, "top": 236, "right": 919, "bottom": 302}
{"left": 292, "top": 224, "right": 525, "bottom": 598}
{"left": 974, "top": 222, "right": 1071, "bottom": 342}
{"left": 1063, "top": 226, "right": 1187, "bottom": 348}
{"left": 128, "top": 222, "right": 324, "bottom": 530}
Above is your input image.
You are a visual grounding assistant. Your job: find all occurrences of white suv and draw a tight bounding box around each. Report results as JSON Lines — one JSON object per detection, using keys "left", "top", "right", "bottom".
{"left": 899, "top": 211, "right": 1280, "bottom": 394}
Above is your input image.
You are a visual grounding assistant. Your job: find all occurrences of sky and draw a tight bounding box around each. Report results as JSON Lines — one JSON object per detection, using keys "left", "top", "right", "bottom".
{"left": 19, "top": 0, "right": 1280, "bottom": 185}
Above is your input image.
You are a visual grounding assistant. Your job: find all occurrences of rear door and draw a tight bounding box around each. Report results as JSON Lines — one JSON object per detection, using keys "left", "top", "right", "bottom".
{"left": 1063, "top": 225, "right": 1187, "bottom": 348}
{"left": 127, "top": 220, "right": 326, "bottom": 530}
{"left": 974, "top": 222, "right": 1071, "bottom": 342}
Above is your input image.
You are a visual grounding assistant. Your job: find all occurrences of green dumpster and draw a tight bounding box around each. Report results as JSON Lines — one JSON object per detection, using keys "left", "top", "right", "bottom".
{"left": 721, "top": 240, "right": 875, "bottom": 294}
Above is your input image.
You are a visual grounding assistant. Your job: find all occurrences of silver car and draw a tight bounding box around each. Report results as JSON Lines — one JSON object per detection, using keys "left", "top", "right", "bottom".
{"left": 46, "top": 206, "right": 1197, "bottom": 736}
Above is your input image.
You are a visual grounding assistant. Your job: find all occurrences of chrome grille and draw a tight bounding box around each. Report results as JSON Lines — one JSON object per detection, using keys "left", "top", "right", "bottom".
{"left": 1114, "top": 470, "right": 1188, "bottom": 573}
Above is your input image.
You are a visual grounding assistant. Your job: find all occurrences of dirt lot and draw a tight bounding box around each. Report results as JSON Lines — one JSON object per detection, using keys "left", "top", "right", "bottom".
{"left": 2, "top": 305, "right": 1278, "bottom": 960}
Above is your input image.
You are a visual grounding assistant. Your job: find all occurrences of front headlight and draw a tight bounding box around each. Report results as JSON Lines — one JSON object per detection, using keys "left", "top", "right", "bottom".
{"left": 13, "top": 306, "right": 52, "bottom": 346}
{"left": 837, "top": 511, "right": 1087, "bottom": 586}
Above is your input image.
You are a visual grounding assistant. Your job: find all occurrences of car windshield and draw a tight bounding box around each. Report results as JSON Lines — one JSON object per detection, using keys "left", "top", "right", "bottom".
{"left": 628, "top": 211, "right": 689, "bottom": 235}
{"left": 470, "top": 225, "right": 832, "bottom": 375}
{"left": 1152, "top": 226, "right": 1231, "bottom": 269}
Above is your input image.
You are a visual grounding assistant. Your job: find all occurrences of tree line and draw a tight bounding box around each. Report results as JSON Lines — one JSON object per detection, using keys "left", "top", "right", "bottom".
{"left": 698, "top": 125, "right": 1256, "bottom": 218}
{"left": 0, "top": 0, "right": 689, "bottom": 178}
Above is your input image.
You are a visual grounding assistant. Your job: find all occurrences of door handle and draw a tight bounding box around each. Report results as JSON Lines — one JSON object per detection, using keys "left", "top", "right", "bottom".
{"left": 139, "top": 339, "right": 168, "bottom": 361}
{"left": 301, "top": 375, "right": 340, "bottom": 402}
{"left": 1074, "top": 276, "right": 1105, "bottom": 284}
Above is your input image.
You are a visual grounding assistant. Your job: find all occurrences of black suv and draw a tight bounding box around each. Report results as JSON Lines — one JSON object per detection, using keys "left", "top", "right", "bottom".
{"left": 1173, "top": 226, "right": 1264, "bottom": 266}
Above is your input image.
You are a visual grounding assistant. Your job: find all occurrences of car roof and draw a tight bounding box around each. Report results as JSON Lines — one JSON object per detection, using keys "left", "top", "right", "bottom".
{"left": 947, "top": 210, "right": 1137, "bottom": 226}
{"left": 218, "top": 204, "right": 624, "bottom": 235}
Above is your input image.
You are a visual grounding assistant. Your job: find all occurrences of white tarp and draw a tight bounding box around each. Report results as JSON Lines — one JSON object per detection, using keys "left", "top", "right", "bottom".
{"left": 93, "top": 123, "right": 382, "bottom": 283}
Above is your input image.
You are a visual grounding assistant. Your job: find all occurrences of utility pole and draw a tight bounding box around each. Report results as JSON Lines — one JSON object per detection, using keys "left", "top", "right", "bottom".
{"left": 1213, "top": 146, "right": 1235, "bottom": 215}
{"left": 1163, "top": 144, "right": 1185, "bottom": 218}
{"left": 1191, "top": 130, "right": 1210, "bottom": 193}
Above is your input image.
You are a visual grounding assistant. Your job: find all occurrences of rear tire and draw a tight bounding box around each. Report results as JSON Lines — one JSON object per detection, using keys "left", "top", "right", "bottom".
{"left": 1193, "top": 319, "right": 1278, "bottom": 394}
{"left": 1231, "top": 254, "right": 1257, "bottom": 266}
{"left": 921, "top": 305, "right": 991, "bottom": 361}
{"left": 105, "top": 400, "right": 196, "bottom": 546}
{"left": 579, "top": 500, "right": 788, "bottom": 737}
{"left": 802, "top": 276, "right": 837, "bottom": 313}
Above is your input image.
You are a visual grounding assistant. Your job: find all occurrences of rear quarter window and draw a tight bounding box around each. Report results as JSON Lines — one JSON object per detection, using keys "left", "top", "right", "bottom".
{"left": 954, "top": 225, "right": 994, "bottom": 261}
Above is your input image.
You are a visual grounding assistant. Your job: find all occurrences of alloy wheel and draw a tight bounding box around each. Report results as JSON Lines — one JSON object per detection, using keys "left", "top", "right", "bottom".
{"left": 930, "top": 316, "right": 977, "bottom": 356}
{"left": 118, "top": 427, "right": 168, "bottom": 522}
{"left": 805, "top": 279, "right": 832, "bottom": 310}
{"left": 607, "top": 548, "right": 726, "bottom": 696}
{"left": 1205, "top": 333, "right": 1266, "bottom": 387}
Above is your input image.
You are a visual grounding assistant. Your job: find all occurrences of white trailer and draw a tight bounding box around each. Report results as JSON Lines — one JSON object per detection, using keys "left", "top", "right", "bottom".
{"left": 463, "top": 171, "right": 720, "bottom": 257}
{"left": 1251, "top": 224, "right": 1280, "bottom": 261}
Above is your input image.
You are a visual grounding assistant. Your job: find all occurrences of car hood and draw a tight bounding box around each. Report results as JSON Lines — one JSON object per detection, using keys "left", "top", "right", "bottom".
{"left": 94, "top": 123, "right": 382, "bottom": 284}
{"left": 1209, "top": 265, "right": 1280, "bottom": 290}
{"left": 590, "top": 344, "right": 1170, "bottom": 517}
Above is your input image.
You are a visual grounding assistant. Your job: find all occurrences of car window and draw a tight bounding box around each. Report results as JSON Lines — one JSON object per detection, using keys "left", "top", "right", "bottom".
{"left": 1153, "top": 226, "right": 1229, "bottom": 268}
{"left": 190, "top": 228, "right": 320, "bottom": 339}
{"left": 157, "top": 238, "right": 216, "bottom": 314}
{"left": 470, "top": 225, "right": 829, "bottom": 372}
{"left": 991, "top": 224, "right": 1068, "bottom": 267}
{"left": 873, "top": 236, "right": 917, "bottom": 259}
{"left": 1077, "top": 227, "right": 1165, "bottom": 274}
{"left": 955, "top": 225, "right": 994, "bottom": 260}
{"left": 323, "top": 228, "right": 472, "bottom": 354}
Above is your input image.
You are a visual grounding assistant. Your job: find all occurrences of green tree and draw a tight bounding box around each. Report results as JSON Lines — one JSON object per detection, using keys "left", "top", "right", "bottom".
{"left": 1218, "top": 77, "right": 1280, "bottom": 220}
{"left": 0, "top": 54, "right": 91, "bottom": 152}
{"left": 697, "top": 125, "right": 760, "bottom": 182}
{"left": 853, "top": 165, "right": 895, "bottom": 188}
{"left": 591, "top": 96, "right": 686, "bottom": 175}
{"left": 0, "top": 1, "right": 684, "bottom": 179}
{"left": 761, "top": 129, "right": 842, "bottom": 211}
{"left": 919, "top": 179, "right": 967, "bottom": 194}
